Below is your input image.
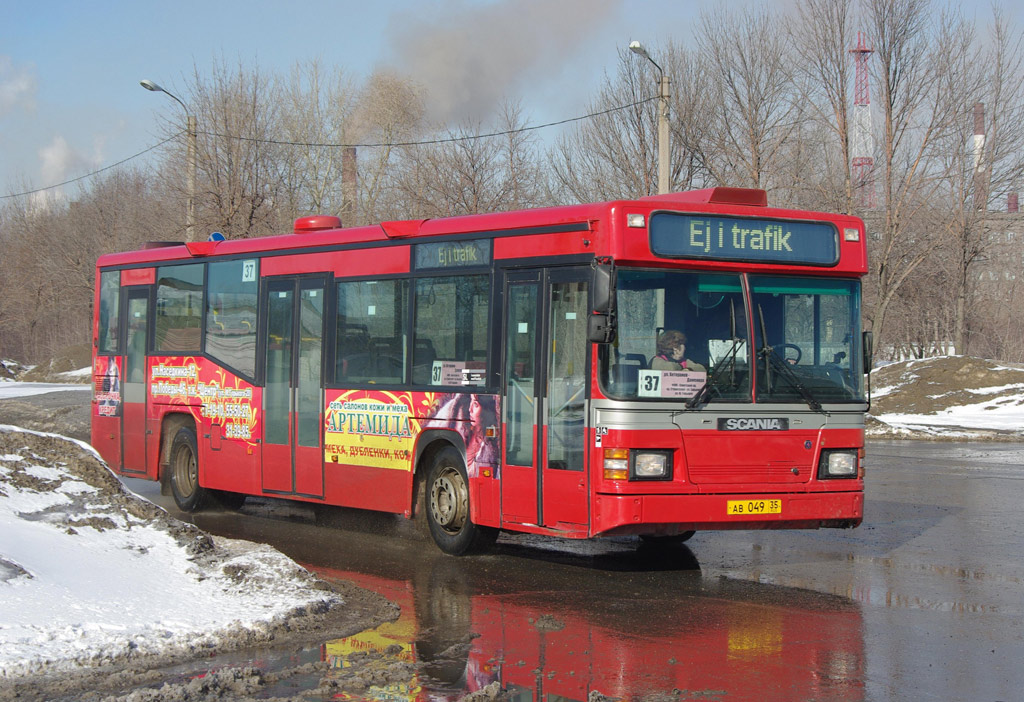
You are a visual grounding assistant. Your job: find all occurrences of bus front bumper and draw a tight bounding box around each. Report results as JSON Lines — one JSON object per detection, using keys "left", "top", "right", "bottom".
{"left": 592, "top": 490, "right": 864, "bottom": 536}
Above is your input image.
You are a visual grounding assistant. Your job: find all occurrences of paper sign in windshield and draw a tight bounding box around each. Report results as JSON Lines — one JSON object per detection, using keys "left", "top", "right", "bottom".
{"left": 638, "top": 369, "right": 707, "bottom": 398}
{"left": 431, "top": 360, "right": 486, "bottom": 386}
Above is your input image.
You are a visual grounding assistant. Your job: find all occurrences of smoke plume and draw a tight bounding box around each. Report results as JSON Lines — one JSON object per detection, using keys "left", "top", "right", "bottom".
{"left": 385, "top": 0, "right": 619, "bottom": 125}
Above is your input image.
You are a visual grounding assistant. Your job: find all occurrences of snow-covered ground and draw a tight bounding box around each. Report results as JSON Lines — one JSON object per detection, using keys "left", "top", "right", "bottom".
{"left": 0, "top": 382, "right": 90, "bottom": 399}
{"left": 0, "top": 419, "right": 342, "bottom": 682}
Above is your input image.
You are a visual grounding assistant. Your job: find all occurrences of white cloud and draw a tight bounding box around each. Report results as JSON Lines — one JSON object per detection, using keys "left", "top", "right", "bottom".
{"left": 38, "top": 135, "right": 92, "bottom": 185}
{"left": 0, "top": 56, "right": 36, "bottom": 116}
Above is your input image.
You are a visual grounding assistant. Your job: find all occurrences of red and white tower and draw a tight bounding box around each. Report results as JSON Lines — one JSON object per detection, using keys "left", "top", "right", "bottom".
{"left": 849, "top": 31, "right": 875, "bottom": 209}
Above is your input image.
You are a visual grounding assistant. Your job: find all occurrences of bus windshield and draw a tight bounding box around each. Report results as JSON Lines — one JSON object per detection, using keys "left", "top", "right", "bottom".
{"left": 602, "top": 269, "right": 751, "bottom": 402}
{"left": 600, "top": 269, "right": 865, "bottom": 404}
{"left": 751, "top": 275, "right": 864, "bottom": 404}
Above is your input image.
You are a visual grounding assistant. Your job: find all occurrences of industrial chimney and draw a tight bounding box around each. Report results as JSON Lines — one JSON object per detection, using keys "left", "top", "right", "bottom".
{"left": 973, "top": 102, "right": 986, "bottom": 210}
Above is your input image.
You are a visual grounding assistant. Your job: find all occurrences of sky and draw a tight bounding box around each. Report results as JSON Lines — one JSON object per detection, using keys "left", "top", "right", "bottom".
{"left": 4, "top": 0, "right": 1024, "bottom": 204}
{"left": 0, "top": 0, "right": 709, "bottom": 201}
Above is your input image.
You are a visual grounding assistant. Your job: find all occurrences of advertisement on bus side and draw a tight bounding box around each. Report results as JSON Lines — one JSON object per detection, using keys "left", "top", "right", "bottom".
{"left": 147, "top": 356, "right": 260, "bottom": 445}
{"left": 93, "top": 356, "right": 122, "bottom": 417}
{"left": 324, "top": 390, "right": 500, "bottom": 477}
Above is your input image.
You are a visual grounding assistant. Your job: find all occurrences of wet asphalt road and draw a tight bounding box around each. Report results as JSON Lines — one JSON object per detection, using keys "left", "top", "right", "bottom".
{"left": 122, "top": 440, "right": 1024, "bottom": 702}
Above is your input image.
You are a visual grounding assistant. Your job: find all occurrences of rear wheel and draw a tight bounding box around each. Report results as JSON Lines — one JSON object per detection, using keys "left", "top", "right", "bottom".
{"left": 425, "top": 446, "right": 497, "bottom": 555}
{"left": 169, "top": 426, "right": 207, "bottom": 512}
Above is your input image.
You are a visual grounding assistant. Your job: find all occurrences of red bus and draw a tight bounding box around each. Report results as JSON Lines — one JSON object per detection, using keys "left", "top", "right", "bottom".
{"left": 91, "top": 187, "right": 870, "bottom": 555}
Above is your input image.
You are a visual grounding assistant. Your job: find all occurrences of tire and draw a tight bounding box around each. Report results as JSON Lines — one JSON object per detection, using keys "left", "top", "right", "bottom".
{"left": 169, "top": 426, "right": 208, "bottom": 512}
{"left": 640, "top": 530, "right": 696, "bottom": 546}
{"left": 425, "top": 446, "right": 497, "bottom": 556}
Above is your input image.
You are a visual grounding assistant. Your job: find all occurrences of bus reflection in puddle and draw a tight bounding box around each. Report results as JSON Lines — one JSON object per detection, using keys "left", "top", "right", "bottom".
{"left": 316, "top": 561, "right": 865, "bottom": 702}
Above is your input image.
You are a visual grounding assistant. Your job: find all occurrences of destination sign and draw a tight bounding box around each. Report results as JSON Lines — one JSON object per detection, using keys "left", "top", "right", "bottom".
{"left": 414, "top": 239, "right": 492, "bottom": 270}
{"left": 649, "top": 213, "right": 839, "bottom": 265}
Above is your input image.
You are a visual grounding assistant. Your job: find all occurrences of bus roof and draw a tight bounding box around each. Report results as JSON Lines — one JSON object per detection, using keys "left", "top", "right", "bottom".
{"left": 96, "top": 188, "right": 865, "bottom": 271}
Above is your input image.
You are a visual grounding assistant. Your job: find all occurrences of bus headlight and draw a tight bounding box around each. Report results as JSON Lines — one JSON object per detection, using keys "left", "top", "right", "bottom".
{"left": 603, "top": 449, "right": 673, "bottom": 481}
{"left": 818, "top": 450, "right": 858, "bottom": 479}
{"left": 632, "top": 450, "right": 673, "bottom": 481}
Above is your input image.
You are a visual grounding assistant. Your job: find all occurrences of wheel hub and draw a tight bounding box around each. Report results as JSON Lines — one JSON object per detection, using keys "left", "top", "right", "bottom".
{"left": 430, "top": 467, "right": 468, "bottom": 533}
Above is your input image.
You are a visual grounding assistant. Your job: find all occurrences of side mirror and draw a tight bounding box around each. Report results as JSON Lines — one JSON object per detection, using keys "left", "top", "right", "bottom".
{"left": 862, "top": 331, "right": 873, "bottom": 374}
{"left": 589, "top": 259, "right": 616, "bottom": 344}
{"left": 588, "top": 313, "right": 616, "bottom": 344}
{"left": 591, "top": 260, "right": 616, "bottom": 314}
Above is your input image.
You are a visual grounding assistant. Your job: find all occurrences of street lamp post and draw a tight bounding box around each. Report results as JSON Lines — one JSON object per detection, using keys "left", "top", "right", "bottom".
{"left": 140, "top": 79, "right": 197, "bottom": 241}
{"left": 629, "top": 41, "right": 671, "bottom": 195}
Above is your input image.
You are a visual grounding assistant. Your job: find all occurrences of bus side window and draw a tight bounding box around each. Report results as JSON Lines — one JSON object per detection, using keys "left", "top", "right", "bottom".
{"left": 413, "top": 275, "right": 489, "bottom": 386}
{"left": 155, "top": 263, "right": 204, "bottom": 354}
{"left": 97, "top": 271, "right": 120, "bottom": 354}
{"left": 205, "top": 260, "right": 258, "bottom": 377}
{"left": 336, "top": 279, "right": 407, "bottom": 385}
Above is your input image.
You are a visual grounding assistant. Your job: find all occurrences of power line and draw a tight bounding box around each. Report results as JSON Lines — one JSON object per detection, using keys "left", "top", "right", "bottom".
{"left": 2, "top": 97, "right": 658, "bottom": 200}
{"left": 212, "top": 96, "right": 659, "bottom": 148}
{"left": 1, "top": 134, "right": 182, "bottom": 201}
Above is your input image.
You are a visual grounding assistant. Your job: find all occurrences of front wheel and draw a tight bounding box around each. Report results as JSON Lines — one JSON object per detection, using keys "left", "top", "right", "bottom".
{"left": 425, "top": 446, "right": 497, "bottom": 556}
{"left": 169, "top": 426, "right": 208, "bottom": 512}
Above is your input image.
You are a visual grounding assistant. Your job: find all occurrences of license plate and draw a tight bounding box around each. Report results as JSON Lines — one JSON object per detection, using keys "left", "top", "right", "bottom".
{"left": 727, "top": 499, "right": 782, "bottom": 515}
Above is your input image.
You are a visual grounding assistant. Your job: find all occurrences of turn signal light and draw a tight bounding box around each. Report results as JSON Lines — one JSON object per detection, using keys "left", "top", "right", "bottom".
{"left": 603, "top": 448, "right": 629, "bottom": 480}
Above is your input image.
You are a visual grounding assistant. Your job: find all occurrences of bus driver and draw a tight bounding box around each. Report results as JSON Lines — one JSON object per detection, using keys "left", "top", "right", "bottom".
{"left": 651, "top": 330, "right": 706, "bottom": 372}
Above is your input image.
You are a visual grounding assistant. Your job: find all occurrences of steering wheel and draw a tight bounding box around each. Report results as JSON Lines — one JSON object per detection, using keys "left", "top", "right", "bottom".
{"left": 776, "top": 343, "right": 802, "bottom": 365}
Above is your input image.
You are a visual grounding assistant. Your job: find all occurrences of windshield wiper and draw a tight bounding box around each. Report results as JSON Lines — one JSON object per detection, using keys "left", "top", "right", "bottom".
{"left": 756, "top": 304, "right": 824, "bottom": 413}
{"left": 686, "top": 300, "right": 741, "bottom": 410}
{"left": 686, "top": 338, "right": 743, "bottom": 409}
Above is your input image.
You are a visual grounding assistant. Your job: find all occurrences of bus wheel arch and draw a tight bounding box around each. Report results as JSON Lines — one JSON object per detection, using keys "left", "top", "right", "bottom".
{"left": 158, "top": 413, "right": 194, "bottom": 495}
{"left": 160, "top": 414, "right": 208, "bottom": 512}
{"left": 411, "top": 434, "right": 458, "bottom": 537}
{"left": 411, "top": 432, "right": 462, "bottom": 518}
{"left": 418, "top": 441, "right": 496, "bottom": 556}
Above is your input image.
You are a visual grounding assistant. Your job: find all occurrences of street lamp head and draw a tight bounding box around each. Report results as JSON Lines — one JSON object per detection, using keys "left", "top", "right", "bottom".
{"left": 628, "top": 40, "right": 649, "bottom": 60}
{"left": 140, "top": 79, "right": 188, "bottom": 112}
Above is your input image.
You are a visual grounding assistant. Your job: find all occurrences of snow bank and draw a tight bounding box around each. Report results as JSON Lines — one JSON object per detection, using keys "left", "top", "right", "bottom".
{"left": 868, "top": 356, "right": 1024, "bottom": 438}
{"left": 0, "top": 426, "right": 342, "bottom": 680}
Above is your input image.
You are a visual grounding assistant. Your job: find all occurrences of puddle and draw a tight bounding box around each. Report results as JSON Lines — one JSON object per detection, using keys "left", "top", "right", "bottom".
{"left": 299, "top": 557, "right": 866, "bottom": 702}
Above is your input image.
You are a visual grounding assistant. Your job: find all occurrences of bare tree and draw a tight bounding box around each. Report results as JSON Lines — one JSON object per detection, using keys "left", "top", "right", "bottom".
{"left": 937, "top": 8, "right": 1024, "bottom": 355}
{"left": 790, "top": 0, "right": 856, "bottom": 212}
{"left": 169, "top": 59, "right": 282, "bottom": 239}
{"left": 862, "top": 0, "right": 970, "bottom": 352}
{"left": 0, "top": 169, "right": 167, "bottom": 362}
{"left": 548, "top": 44, "right": 714, "bottom": 202}
{"left": 549, "top": 48, "right": 660, "bottom": 202}
{"left": 391, "top": 101, "right": 546, "bottom": 217}
{"left": 694, "top": 5, "right": 798, "bottom": 191}
{"left": 351, "top": 70, "right": 427, "bottom": 224}
{"left": 274, "top": 60, "right": 358, "bottom": 225}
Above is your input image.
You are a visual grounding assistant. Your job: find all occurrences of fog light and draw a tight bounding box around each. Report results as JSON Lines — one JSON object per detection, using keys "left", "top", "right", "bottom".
{"left": 604, "top": 448, "right": 629, "bottom": 480}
